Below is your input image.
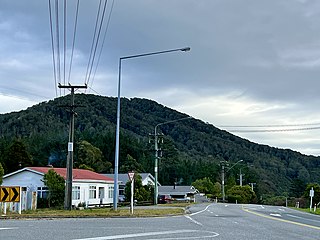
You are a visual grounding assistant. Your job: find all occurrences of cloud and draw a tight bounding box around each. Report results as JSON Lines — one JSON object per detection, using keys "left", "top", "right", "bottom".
{"left": 2, "top": 0, "right": 320, "bottom": 155}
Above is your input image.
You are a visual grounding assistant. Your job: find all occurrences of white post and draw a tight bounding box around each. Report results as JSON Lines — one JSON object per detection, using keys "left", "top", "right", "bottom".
{"left": 310, "top": 187, "right": 314, "bottom": 212}
{"left": 130, "top": 179, "right": 134, "bottom": 215}
{"left": 18, "top": 187, "right": 22, "bottom": 214}
{"left": 3, "top": 202, "right": 7, "bottom": 215}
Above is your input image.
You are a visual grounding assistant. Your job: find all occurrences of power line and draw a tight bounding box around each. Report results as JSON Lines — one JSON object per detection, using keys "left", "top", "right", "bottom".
{"left": 67, "top": 0, "right": 80, "bottom": 84}
{"left": 90, "top": 0, "right": 114, "bottom": 92}
{"left": 48, "top": 0, "right": 58, "bottom": 97}
{"left": 85, "top": 0, "right": 108, "bottom": 87}
{"left": 224, "top": 126, "right": 320, "bottom": 133}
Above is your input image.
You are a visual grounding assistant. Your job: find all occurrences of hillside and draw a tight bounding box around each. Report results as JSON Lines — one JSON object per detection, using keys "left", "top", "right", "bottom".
{"left": 0, "top": 94, "right": 320, "bottom": 198}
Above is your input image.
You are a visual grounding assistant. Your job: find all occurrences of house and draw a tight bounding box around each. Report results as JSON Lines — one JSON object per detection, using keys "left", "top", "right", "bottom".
{"left": 158, "top": 185, "right": 199, "bottom": 202}
{"left": 104, "top": 173, "right": 159, "bottom": 201}
{"left": 2, "top": 167, "right": 114, "bottom": 208}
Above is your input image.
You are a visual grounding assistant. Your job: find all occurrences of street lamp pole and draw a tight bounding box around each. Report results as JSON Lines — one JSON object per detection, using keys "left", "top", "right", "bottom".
{"left": 153, "top": 116, "right": 191, "bottom": 205}
{"left": 221, "top": 159, "right": 243, "bottom": 202}
{"left": 113, "top": 47, "right": 191, "bottom": 210}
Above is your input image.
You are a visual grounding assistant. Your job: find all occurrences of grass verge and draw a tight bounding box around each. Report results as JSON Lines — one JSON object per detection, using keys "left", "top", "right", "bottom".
{"left": 0, "top": 206, "right": 185, "bottom": 218}
{"left": 291, "top": 207, "right": 320, "bottom": 215}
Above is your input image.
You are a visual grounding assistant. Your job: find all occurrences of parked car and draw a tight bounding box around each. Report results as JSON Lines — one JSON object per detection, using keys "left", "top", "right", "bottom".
{"left": 158, "top": 194, "right": 172, "bottom": 204}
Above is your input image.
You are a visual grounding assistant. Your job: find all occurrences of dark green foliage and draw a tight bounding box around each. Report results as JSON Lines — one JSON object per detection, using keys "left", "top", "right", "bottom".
{"left": 227, "top": 185, "right": 257, "bottom": 203}
{"left": 76, "top": 140, "right": 112, "bottom": 173}
{"left": 304, "top": 183, "right": 320, "bottom": 205}
{"left": 3, "top": 139, "right": 33, "bottom": 173}
{"left": 43, "top": 169, "right": 65, "bottom": 208}
{"left": 192, "top": 177, "right": 215, "bottom": 194}
{"left": 120, "top": 154, "right": 144, "bottom": 173}
{"left": 124, "top": 174, "right": 152, "bottom": 202}
{"left": 0, "top": 94, "right": 319, "bottom": 198}
{"left": 0, "top": 162, "right": 4, "bottom": 185}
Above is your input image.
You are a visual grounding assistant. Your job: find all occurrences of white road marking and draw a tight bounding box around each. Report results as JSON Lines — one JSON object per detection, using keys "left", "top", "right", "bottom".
{"left": 147, "top": 231, "right": 220, "bottom": 239}
{"left": 73, "top": 229, "right": 217, "bottom": 240}
{"left": 0, "top": 227, "right": 18, "bottom": 230}
{"left": 278, "top": 208, "right": 285, "bottom": 212}
{"left": 189, "top": 204, "right": 213, "bottom": 216}
{"left": 270, "top": 213, "right": 282, "bottom": 217}
{"left": 185, "top": 215, "right": 203, "bottom": 226}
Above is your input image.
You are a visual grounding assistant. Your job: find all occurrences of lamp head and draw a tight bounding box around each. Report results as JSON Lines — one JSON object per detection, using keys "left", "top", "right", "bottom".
{"left": 180, "top": 47, "right": 191, "bottom": 52}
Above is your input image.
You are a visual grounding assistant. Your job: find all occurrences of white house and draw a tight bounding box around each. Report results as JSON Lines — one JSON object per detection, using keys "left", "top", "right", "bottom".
{"left": 2, "top": 167, "right": 114, "bottom": 208}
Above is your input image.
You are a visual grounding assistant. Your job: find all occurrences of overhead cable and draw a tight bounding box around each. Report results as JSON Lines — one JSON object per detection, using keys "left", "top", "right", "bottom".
{"left": 67, "top": 0, "right": 80, "bottom": 84}
{"left": 90, "top": 0, "right": 114, "bottom": 92}
{"left": 48, "top": 0, "right": 58, "bottom": 97}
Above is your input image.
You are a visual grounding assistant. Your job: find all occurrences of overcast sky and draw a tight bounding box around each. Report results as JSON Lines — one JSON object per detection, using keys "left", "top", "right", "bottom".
{"left": 2, "top": 0, "right": 320, "bottom": 156}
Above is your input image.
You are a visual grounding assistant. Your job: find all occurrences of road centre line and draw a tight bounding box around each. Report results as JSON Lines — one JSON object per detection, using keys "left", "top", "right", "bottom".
{"left": 242, "top": 207, "right": 320, "bottom": 230}
{"left": 73, "top": 230, "right": 212, "bottom": 240}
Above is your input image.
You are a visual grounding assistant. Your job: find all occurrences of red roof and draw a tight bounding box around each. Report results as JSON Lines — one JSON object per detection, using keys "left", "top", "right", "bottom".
{"left": 27, "top": 167, "right": 114, "bottom": 182}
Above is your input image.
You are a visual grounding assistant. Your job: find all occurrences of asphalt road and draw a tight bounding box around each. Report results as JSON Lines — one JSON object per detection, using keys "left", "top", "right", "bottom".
{"left": 0, "top": 203, "right": 319, "bottom": 240}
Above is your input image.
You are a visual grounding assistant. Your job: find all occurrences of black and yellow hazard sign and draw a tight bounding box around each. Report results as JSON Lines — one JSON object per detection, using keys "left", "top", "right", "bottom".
{"left": 0, "top": 187, "right": 20, "bottom": 202}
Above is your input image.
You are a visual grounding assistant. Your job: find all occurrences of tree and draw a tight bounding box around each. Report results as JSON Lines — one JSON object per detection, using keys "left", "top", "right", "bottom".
{"left": 43, "top": 169, "right": 65, "bottom": 208}
{"left": 304, "top": 183, "right": 320, "bottom": 205}
{"left": 0, "top": 163, "right": 4, "bottom": 185}
{"left": 77, "top": 140, "right": 112, "bottom": 173}
{"left": 120, "top": 154, "right": 143, "bottom": 173}
{"left": 192, "top": 177, "right": 215, "bottom": 194}
{"left": 227, "top": 185, "right": 257, "bottom": 204}
{"left": 3, "top": 139, "right": 33, "bottom": 173}
{"left": 124, "top": 174, "right": 152, "bottom": 202}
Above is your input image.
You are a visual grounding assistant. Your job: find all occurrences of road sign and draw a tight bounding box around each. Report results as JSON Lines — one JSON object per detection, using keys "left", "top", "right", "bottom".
{"left": 128, "top": 172, "right": 135, "bottom": 182}
{"left": 0, "top": 187, "right": 20, "bottom": 202}
{"left": 310, "top": 188, "right": 314, "bottom": 197}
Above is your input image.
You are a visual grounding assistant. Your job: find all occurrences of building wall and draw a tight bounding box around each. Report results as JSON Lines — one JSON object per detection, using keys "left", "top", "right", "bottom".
{"left": 2, "top": 170, "right": 114, "bottom": 207}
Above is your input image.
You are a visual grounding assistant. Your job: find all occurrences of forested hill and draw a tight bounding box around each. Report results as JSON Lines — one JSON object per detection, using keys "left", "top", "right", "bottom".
{"left": 0, "top": 93, "right": 320, "bottom": 197}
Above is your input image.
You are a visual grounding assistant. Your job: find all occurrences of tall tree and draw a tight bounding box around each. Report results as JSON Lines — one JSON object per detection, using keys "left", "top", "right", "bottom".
{"left": 3, "top": 139, "right": 33, "bottom": 173}
{"left": 120, "top": 154, "right": 143, "bottom": 173}
{"left": 43, "top": 169, "right": 65, "bottom": 208}
{"left": 0, "top": 163, "right": 4, "bottom": 185}
{"left": 76, "top": 140, "right": 112, "bottom": 173}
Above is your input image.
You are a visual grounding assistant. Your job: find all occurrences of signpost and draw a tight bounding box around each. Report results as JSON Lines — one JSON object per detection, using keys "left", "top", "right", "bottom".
{"left": 310, "top": 187, "right": 314, "bottom": 211}
{"left": 128, "top": 172, "right": 135, "bottom": 214}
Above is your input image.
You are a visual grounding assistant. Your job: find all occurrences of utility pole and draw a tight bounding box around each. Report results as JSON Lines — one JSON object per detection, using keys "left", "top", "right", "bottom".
{"left": 58, "top": 83, "right": 87, "bottom": 210}
{"left": 149, "top": 116, "right": 191, "bottom": 205}
{"left": 220, "top": 161, "right": 227, "bottom": 202}
{"left": 239, "top": 168, "right": 244, "bottom": 186}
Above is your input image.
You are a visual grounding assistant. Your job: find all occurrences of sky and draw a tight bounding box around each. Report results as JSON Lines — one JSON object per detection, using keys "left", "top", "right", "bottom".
{"left": 2, "top": 0, "right": 320, "bottom": 156}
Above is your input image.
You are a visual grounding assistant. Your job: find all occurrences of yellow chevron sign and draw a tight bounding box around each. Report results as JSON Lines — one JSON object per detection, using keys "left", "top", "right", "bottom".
{"left": 0, "top": 187, "right": 20, "bottom": 202}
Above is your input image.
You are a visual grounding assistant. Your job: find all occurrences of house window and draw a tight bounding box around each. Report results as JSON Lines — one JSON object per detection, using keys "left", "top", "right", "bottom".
{"left": 108, "top": 186, "right": 114, "bottom": 199}
{"left": 89, "top": 186, "right": 97, "bottom": 199}
{"left": 37, "top": 187, "right": 48, "bottom": 199}
{"left": 72, "top": 186, "right": 80, "bottom": 200}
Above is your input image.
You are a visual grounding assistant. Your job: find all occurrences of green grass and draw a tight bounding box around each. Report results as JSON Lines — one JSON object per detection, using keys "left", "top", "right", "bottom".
{"left": 291, "top": 207, "right": 320, "bottom": 215}
{"left": 1, "top": 206, "right": 185, "bottom": 218}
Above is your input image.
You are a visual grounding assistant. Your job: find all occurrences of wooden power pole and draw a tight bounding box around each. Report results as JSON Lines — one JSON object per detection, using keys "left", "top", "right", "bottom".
{"left": 58, "top": 83, "right": 87, "bottom": 210}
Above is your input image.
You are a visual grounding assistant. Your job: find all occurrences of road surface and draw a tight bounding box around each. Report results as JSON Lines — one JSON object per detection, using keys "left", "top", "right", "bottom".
{"left": 0, "top": 203, "right": 319, "bottom": 239}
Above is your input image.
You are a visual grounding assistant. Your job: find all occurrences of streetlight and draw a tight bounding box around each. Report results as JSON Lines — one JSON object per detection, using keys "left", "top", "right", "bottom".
{"left": 113, "top": 47, "right": 191, "bottom": 210}
{"left": 152, "top": 116, "right": 191, "bottom": 205}
{"left": 221, "top": 159, "right": 243, "bottom": 202}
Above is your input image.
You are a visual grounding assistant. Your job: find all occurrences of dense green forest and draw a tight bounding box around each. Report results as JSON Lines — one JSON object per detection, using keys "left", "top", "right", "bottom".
{"left": 0, "top": 94, "right": 320, "bottom": 200}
